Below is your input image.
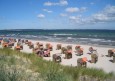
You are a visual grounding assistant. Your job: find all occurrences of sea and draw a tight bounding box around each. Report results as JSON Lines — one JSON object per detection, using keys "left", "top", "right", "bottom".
{"left": 0, "top": 29, "right": 115, "bottom": 47}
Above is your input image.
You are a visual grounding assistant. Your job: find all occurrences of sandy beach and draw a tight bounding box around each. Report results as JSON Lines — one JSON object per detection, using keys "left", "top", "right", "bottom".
{"left": 11, "top": 39, "right": 114, "bottom": 73}
{"left": 0, "top": 38, "right": 115, "bottom": 73}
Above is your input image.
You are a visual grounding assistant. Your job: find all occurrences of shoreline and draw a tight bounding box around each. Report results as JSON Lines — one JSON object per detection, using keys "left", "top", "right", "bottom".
{"left": 10, "top": 36, "right": 115, "bottom": 48}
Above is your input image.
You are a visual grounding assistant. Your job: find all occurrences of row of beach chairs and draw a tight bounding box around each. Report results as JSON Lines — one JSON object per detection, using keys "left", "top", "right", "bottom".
{"left": 0, "top": 38, "right": 114, "bottom": 67}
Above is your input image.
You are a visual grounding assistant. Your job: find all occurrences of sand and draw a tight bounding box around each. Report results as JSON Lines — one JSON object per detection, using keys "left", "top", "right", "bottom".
{"left": 1, "top": 39, "right": 115, "bottom": 73}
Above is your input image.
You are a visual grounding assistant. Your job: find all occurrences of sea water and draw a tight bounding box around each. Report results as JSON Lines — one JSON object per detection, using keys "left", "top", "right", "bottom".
{"left": 0, "top": 29, "right": 115, "bottom": 47}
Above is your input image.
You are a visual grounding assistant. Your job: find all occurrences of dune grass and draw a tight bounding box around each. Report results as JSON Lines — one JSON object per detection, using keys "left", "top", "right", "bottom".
{"left": 0, "top": 48, "right": 115, "bottom": 81}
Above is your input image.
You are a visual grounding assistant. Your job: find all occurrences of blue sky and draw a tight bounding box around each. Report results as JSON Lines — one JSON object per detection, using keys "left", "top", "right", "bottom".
{"left": 0, "top": 0, "right": 115, "bottom": 29}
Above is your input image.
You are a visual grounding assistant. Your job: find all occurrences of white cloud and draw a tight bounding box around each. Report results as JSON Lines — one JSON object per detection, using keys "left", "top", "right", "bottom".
{"left": 92, "top": 5, "right": 115, "bottom": 22}
{"left": 68, "top": 5, "right": 115, "bottom": 24}
{"left": 44, "top": 0, "right": 68, "bottom": 6}
{"left": 43, "top": 9, "right": 53, "bottom": 13}
{"left": 44, "top": 1, "right": 53, "bottom": 6}
{"left": 60, "top": 13, "right": 67, "bottom": 17}
{"left": 66, "top": 7, "right": 79, "bottom": 13}
{"left": 69, "top": 16, "right": 76, "bottom": 20}
{"left": 60, "top": 0, "right": 68, "bottom": 6}
{"left": 37, "top": 14, "right": 45, "bottom": 18}
{"left": 69, "top": 15, "right": 83, "bottom": 24}
{"left": 65, "top": 7, "right": 87, "bottom": 13}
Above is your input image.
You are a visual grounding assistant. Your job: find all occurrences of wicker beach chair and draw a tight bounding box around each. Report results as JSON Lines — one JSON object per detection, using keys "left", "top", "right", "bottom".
{"left": 67, "top": 45, "right": 72, "bottom": 50}
{"left": 29, "top": 43, "right": 34, "bottom": 49}
{"left": 89, "top": 47, "right": 94, "bottom": 53}
{"left": 91, "top": 54, "right": 98, "bottom": 63}
{"left": 53, "top": 54, "right": 61, "bottom": 63}
{"left": 2, "top": 42, "right": 8, "bottom": 48}
{"left": 108, "top": 49, "right": 114, "bottom": 57}
{"left": 65, "top": 50, "right": 72, "bottom": 59}
{"left": 77, "top": 57, "right": 87, "bottom": 68}
{"left": 44, "top": 49, "right": 50, "bottom": 57}
{"left": 15, "top": 43, "right": 23, "bottom": 51}
{"left": 25, "top": 40, "right": 29, "bottom": 44}
{"left": 61, "top": 47, "right": 67, "bottom": 54}
{"left": 75, "top": 46, "right": 83, "bottom": 55}
{"left": 46, "top": 43, "right": 53, "bottom": 51}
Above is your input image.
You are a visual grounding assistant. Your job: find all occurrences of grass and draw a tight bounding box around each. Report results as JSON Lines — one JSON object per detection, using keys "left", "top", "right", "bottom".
{"left": 0, "top": 48, "right": 115, "bottom": 81}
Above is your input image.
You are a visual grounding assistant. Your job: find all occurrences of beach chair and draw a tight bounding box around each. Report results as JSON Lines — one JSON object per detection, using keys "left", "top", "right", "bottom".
{"left": 25, "top": 40, "right": 29, "bottom": 44}
{"left": 67, "top": 45, "right": 72, "bottom": 50}
{"left": 65, "top": 50, "right": 72, "bottom": 59}
{"left": 108, "top": 49, "right": 114, "bottom": 57}
{"left": 89, "top": 47, "right": 95, "bottom": 53}
{"left": 38, "top": 50, "right": 44, "bottom": 57}
{"left": 15, "top": 43, "right": 23, "bottom": 51}
{"left": 75, "top": 48, "right": 83, "bottom": 56}
{"left": 29, "top": 43, "right": 34, "bottom": 49}
{"left": 61, "top": 47, "right": 67, "bottom": 54}
{"left": 2, "top": 42, "right": 8, "bottom": 48}
{"left": 77, "top": 57, "right": 87, "bottom": 68}
{"left": 22, "top": 40, "right": 24, "bottom": 43}
{"left": 91, "top": 54, "right": 98, "bottom": 63}
{"left": 44, "top": 49, "right": 50, "bottom": 57}
{"left": 2, "top": 38, "right": 9, "bottom": 47}
{"left": 53, "top": 54, "right": 61, "bottom": 63}
{"left": 33, "top": 45, "right": 39, "bottom": 53}
{"left": 8, "top": 42, "right": 14, "bottom": 48}
{"left": 75, "top": 46, "right": 83, "bottom": 55}
{"left": 46, "top": 43, "right": 53, "bottom": 51}
{"left": 56, "top": 44, "right": 61, "bottom": 50}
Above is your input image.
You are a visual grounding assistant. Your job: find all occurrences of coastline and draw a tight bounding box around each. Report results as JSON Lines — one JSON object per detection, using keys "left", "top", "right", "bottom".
{"left": 1, "top": 37, "right": 115, "bottom": 73}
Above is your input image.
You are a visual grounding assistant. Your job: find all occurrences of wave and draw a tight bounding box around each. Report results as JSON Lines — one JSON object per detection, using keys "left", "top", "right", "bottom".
{"left": 53, "top": 34, "right": 74, "bottom": 36}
